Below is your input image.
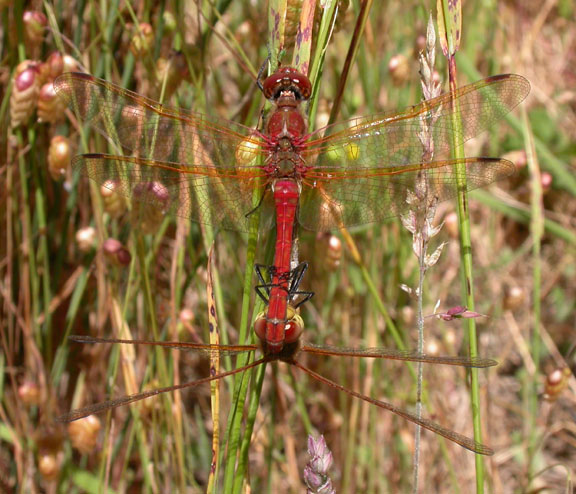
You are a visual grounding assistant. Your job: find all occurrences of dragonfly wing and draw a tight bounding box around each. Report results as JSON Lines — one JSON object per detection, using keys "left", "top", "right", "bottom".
{"left": 69, "top": 335, "right": 259, "bottom": 357}
{"left": 75, "top": 155, "right": 270, "bottom": 232}
{"left": 54, "top": 72, "right": 265, "bottom": 165}
{"left": 300, "top": 343, "right": 497, "bottom": 367}
{"left": 297, "top": 157, "right": 515, "bottom": 231}
{"left": 303, "top": 74, "right": 530, "bottom": 170}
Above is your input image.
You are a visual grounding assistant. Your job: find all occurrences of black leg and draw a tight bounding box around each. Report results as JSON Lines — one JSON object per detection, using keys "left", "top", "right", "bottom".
{"left": 288, "top": 262, "right": 309, "bottom": 294}
{"left": 253, "top": 262, "right": 314, "bottom": 308}
{"left": 254, "top": 263, "right": 272, "bottom": 288}
{"left": 291, "top": 290, "right": 314, "bottom": 309}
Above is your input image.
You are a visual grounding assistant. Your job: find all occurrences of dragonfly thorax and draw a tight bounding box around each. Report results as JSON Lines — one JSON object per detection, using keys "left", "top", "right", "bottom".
{"left": 265, "top": 103, "right": 307, "bottom": 143}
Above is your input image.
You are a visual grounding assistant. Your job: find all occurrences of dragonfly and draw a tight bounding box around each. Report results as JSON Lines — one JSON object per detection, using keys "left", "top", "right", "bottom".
{"left": 59, "top": 265, "right": 497, "bottom": 455}
{"left": 54, "top": 67, "right": 530, "bottom": 353}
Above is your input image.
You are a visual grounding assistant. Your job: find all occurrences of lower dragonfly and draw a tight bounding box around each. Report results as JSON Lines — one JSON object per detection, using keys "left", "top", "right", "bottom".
{"left": 59, "top": 263, "right": 496, "bottom": 455}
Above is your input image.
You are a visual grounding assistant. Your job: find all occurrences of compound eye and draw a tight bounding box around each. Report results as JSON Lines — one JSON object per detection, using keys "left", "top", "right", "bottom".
{"left": 284, "top": 312, "right": 304, "bottom": 344}
{"left": 293, "top": 74, "right": 312, "bottom": 100}
{"left": 254, "top": 312, "right": 267, "bottom": 342}
{"left": 261, "top": 72, "right": 283, "bottom": 99}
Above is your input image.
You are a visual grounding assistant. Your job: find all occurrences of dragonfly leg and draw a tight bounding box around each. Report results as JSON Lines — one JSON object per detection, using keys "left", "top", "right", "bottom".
{"left": 291, "top": 290, "right": 314, "bottom": 309}
{"left": 254, "top": 262, "right": 314, "bottom": 308}
{"left": 254, "top": 285, "right": 271, "bottom": 305}
{"left": 255, "top": 263, "right": 272, "bottom": 289}
{"left": 244, "top": 187, "right": 268, "bottom": 220}
{"left": 287, "top": 262, "right": 314, "bottom": 308}
{"left": 254, "top": 263, "right": 277, "bottom": 303}
{"left": 287, "top": 262, "right": 308, "bottom": 293}
{"left": 254, "top": 264, "right": 290, "bottom": 304}
{"left": 256, "top": 55, "right": 271, "bottom": 93}
{"left": 254, "top": 263, "right": 275, "bottom": 304}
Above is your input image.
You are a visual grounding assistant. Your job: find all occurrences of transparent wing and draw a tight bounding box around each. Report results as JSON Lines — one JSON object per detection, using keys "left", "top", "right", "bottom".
{"left": 75, "top": 155, "right": 270, "bottom": 232}
{"left": 303, "top": 74, "right": 530, "bottom": 166}
{"left": 297, "top": 157, "right": 515, "bottom": 231}
{"left": 54, "top": 72, "right": 266, "bottom": 166}
{"left": 294, "top": 74, "right": 529, "bottom": 230}
{"left": 57, "top": 72, "right": 529, "bottom": 233}
{"left": 68, "top": 335, "right": 258, "bottom": 357}
{"left": 301, "top": 343, "right": 497, "bottom": 367}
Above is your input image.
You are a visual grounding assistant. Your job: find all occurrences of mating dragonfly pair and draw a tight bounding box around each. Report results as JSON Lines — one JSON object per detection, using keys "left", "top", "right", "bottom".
{"left": 55, "top": 65, "right": 530, "bottom": 455}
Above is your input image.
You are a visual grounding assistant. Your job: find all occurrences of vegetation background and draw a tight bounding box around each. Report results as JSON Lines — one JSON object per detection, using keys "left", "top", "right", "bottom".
{"left": 1, "top": 0, "right": 575, "bottom": 493}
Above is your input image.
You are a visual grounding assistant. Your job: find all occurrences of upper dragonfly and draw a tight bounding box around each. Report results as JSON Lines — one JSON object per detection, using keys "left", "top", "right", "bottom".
{"left": 54, "top": 67, "right": 530, "bottom": 353}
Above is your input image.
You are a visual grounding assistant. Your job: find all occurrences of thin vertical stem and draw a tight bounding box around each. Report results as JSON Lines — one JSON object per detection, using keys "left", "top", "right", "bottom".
{"left": 524, "top": 106, "right": 543, "bottom": 471}
{"left": 412, "top": 255, "right": 425, "bottom": 491}
{"left": 438, "top": 0, "right": 486, "bottom": 488}
{"left": 447, "top": 53, "right": 486, "bottom": 494}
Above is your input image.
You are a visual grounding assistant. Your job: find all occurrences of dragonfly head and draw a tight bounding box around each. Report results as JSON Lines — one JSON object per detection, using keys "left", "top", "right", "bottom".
{"left": 262, "top": 67, "right": 312, "bottom": 102}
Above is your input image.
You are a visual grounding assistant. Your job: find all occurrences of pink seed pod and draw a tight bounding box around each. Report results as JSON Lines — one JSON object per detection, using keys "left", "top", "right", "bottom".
{"left": 323, "top": 234, "right": 342, "bottom": 271}
{"left": 38, "top": 82, "right": 66, "bottom": 123}
{"left": 18, "top": 380, "right": 42, "bottom": 406}
{"left": 14, "top": 59, "right": 39, "bottom": 77}
{"left": 131, "top": 181, "right": 170, "bottom": 234}
{"left": 155, "top": 52, "right": 190, "bottom": 99}
{"left": 68, "top": 415, "right": 102, "bottom": 454}
{"left": 129, "top": 23, "right": 154, "bottom": 58}
{"left": 62, "top": 54, "right": 81, "bottom": 73}
{"left": 10, "top": 65, "right": 41, "bottom": 128}
{"left": 179, "top": 307, "right": 195, "bottom": 325}
{"left": 23, "top": 10, "right": 47, "bottom": 52}
{"left": 541, "top": 172, "right": 552, "bottom": 193}
{"left": 443, "top": 211, "right": 459, "bottom": 239}
{"left": 389, "top": 54, "right": 410, "bottom": 87}
{"left": 100, "top": 180, "right": 127, "bottom": 218}
{"left": 38, "top": 452, "right": 61, "bottom": 481}
{"left": 35, "top": 425, "right": 65, "bottom": 481}
{"left": 314, "top": 233, "right": 342, "bottom": 272}
{"left": 47, "top": 135, "right": 71, "bottom": 179}
{"left": 38, "top": 51, "right": 65, "bottom": 83}
{"left": 543, "top": 367, "right": 571, "bottom": 402}
{"left": 102, "top": 238, "right": 132, "bottom": 266}
{"left": 503, "top": 285, "right": 525, "bottom": 311}
{"left": 75, "top": 226, "right": 97, "bottom": 253}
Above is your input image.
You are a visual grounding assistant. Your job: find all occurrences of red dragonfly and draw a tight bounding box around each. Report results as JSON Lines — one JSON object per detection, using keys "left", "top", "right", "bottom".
{"left": 60, "top": 296, "right": 497, "bottom": 455}
{"left": 54, "top": 68, "right": 529, "bottom": 354}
